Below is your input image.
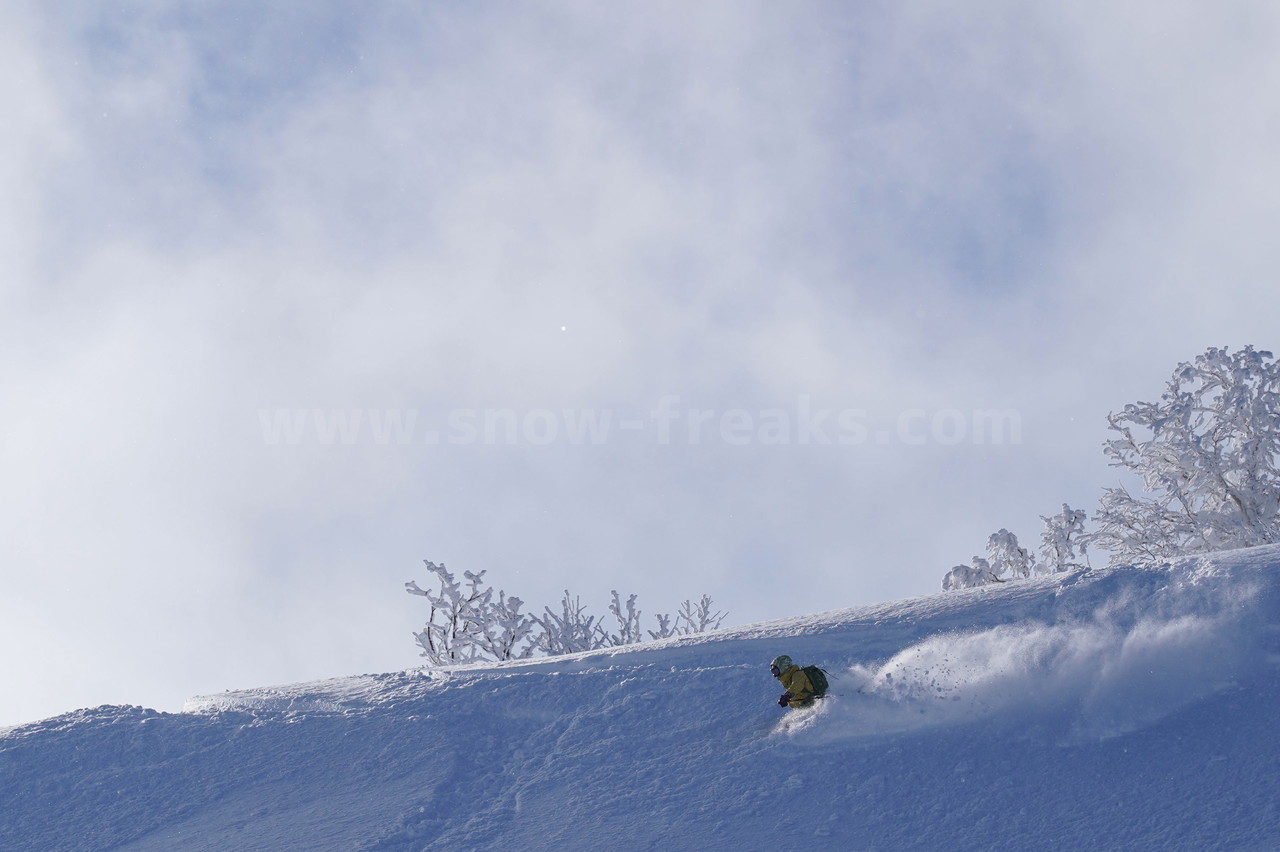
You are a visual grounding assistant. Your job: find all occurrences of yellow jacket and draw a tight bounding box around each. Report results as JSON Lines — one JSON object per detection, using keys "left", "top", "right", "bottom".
{"left": 779, "top": 664, "right": 816, "bottom": 707}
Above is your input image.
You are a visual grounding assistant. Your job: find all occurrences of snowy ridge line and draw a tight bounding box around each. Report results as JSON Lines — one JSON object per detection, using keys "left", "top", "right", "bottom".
{"left": 180, "top": 546, "right": 1280, "bottom": 719}
{"left": 181, "top": 573, "right": 1085, "bottom": 715}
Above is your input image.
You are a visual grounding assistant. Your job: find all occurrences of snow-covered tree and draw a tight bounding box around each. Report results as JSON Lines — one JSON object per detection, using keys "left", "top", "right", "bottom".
{"left": 1038, "top": 504, "right": 1089, "bottom": 574}
{"left": 987, "top": 529, "right": 1034, "bottom": 580}
{"left": 1092, "top": 345, "right": 1280, "bottom": 565}
{"left": 941, "top": 556, "right": 1003, "bottom": 591}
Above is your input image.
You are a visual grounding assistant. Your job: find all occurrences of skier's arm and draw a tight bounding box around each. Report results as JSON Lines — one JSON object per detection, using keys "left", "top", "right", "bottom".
{"left": 782, "top": 668, "right": 815, "bottom": 702}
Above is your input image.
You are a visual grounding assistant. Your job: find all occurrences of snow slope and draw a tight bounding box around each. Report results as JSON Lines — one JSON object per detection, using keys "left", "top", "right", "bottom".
{"left": 5, "top": 546, "right": 1280, "bottom": 851}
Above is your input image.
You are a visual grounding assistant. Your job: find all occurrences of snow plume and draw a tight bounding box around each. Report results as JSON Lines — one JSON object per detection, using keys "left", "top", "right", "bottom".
{"left": 790, "top": 561, "right": 1262, "bottom": 743}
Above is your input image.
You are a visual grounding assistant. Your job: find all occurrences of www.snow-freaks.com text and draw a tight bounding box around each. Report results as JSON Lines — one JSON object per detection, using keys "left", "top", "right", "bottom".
{"left": 257, "top": 396, "right": 1022, "bottom": 448}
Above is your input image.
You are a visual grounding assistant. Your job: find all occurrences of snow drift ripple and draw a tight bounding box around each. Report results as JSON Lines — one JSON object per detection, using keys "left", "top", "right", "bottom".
{"left": 785, "top": 558, "right": 1263, "bottom": 743}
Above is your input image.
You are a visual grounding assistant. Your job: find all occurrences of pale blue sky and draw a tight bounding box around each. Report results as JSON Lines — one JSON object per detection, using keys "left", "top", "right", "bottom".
{"left": 4, "top": 0, "right": 1280, "bottom": 727}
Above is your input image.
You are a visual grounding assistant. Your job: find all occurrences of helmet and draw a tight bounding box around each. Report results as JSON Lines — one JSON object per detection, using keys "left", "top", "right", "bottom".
{"left": 770, "top": 654, "right": 793, "bottom": 677}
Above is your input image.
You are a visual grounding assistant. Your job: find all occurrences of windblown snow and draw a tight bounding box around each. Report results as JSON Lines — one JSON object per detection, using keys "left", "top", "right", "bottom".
{"left": 5, "top": 546, "right": 1280, "bottom": 851}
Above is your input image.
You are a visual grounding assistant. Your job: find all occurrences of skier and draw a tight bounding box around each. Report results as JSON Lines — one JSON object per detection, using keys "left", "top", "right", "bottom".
{"left": 770, "top": 654, "right": 825, "bottom": 708}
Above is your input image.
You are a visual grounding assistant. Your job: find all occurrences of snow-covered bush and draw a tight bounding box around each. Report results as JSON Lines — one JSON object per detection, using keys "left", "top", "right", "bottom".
{"left": 943, "top": 531, "right": 1033, "bottom": 591}
{"left": 942, "top": 556, "right": 1003, "bottom": 591}
{"left": 649, "top": 597, "right": 728, "bottom": 638}
{"left": 675, "top": 595, "right": 727, "bottom": 634}
{"left": 987, "top": 529, "right": 1034, "bottom": 580}
{"left": 648, "top": 613, "right": 676, "bottom": 640}
{"left": 534, "top": 591, "right": 610, "bottom": 655}
{"left": 1092, "top": 346, "right": 1280, "bottom": 565}
{"left": 407, "top": 563, "right": 729, "bottom": 663}
{"left": 1038, "top": 504, "right": 1089, "bottom": 574}
{"left": 608, "top": 591, "right": 644, "bottom": 646}
{"left": 532, "top": 590, "right": 727, "bottom": 651}
{"left": 405, "top": 561, "right": 536, "bottom": 665}
{"left": 473, "top": 587, "right": 537, "bottom": 662}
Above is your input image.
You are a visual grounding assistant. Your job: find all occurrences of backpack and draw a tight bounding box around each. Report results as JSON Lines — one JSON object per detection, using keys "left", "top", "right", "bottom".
{"left": 802, "top": 665, "right": 829, "bottom": 697}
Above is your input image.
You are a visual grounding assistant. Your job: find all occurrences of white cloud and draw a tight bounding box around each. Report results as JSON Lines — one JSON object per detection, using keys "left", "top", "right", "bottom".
{"left": 4, "top": 1, "right": 1280, "bottom": 726}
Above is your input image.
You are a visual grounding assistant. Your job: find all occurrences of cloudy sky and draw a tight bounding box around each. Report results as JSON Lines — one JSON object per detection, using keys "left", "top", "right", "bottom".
{"left": 4, "top": 0, "right": 1280, "bottom": 727}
